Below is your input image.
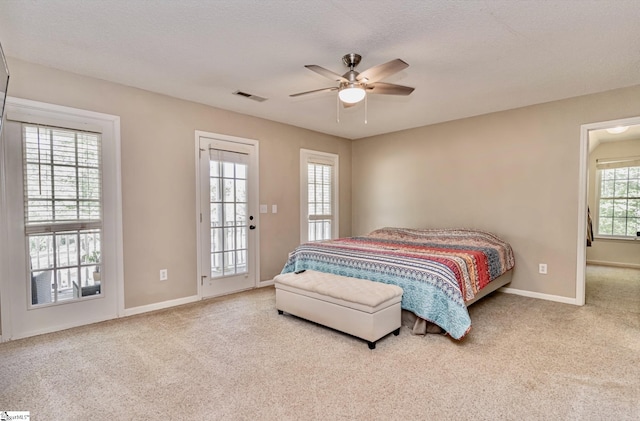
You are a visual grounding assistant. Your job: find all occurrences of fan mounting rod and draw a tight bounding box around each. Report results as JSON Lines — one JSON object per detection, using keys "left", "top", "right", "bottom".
{"left": 342, "top": 53, "right": 361, "bottom": 70}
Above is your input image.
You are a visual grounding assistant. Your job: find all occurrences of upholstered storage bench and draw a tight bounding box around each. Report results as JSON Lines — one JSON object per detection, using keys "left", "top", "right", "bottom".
{"left": 274, "top": 270, "right": 403, "bottom": 349}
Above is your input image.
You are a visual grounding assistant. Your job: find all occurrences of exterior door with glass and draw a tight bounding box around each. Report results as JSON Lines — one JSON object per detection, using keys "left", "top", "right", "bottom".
{"left": 198, "top": 133, "right": 258, "bottom": 298}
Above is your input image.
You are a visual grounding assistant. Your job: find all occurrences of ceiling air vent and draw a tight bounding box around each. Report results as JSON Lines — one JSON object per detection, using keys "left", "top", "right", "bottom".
{"left": 233, "top": 90, "right": 268, "bottom": 102}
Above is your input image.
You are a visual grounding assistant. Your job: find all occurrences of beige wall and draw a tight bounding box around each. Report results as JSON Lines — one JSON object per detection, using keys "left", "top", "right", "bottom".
{"left": 5, "top": 58, "right": 352, "bottom": 309}
{"left": 352, "top": 85, "right": 640, "bottom": 299}
{"left": 5, "top": 55, "right": 640, "bottom": 320}
{"left": 587, "top": 138, "right": 640, "bottom": 267}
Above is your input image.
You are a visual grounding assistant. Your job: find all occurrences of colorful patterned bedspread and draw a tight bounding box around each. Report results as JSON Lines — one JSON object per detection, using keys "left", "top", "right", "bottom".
{"left": 281, "top": 228, "right": 515, "bottom": 340}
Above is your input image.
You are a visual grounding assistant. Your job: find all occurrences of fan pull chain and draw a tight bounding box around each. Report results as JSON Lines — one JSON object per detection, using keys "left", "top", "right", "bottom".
{"left": 336, "top": 95, "right": 340, "bottom": 123}
{"left": 364, "top": 95, "right": 368, "bottom": 124}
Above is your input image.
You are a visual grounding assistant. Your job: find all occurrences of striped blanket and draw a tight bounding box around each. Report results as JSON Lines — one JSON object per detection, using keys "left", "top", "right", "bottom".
{"left": 281, "top": 228, "right": 515, "bottom": 339}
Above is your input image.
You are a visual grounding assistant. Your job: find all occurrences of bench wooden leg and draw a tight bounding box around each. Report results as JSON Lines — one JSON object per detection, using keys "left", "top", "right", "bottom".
{"left": 368, "top": 341, "right": 376, "bottom": 350}
{"left": 277, "top": 310, "right": 283, "bottom": 315}
{"left": 393, "top": 328, "right": 400, "bottom": 336}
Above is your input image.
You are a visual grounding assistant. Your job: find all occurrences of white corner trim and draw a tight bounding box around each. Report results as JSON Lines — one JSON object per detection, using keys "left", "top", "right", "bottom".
{"left": 258, "top": 279, "right": 275, "bottom": 287}
{"left": 499, "top": 287, "right": 578, "bottom": 305}
{"left": 123, "top": 295, "right": 200, "bottom": 317}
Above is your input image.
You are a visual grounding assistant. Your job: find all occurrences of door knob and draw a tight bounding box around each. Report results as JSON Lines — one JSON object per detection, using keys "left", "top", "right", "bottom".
{"left": 249, "top": 225, "right": 256, "bottom": 230}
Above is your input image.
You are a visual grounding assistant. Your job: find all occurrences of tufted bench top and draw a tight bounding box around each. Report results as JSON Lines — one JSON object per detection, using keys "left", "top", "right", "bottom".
{"left": 274, "top": 270, "right": 403, "bottom": 309}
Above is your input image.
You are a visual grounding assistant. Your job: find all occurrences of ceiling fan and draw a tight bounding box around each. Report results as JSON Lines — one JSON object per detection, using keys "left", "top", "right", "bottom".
{"left": 290, "top": 53, "right": 415, "bottom": 107}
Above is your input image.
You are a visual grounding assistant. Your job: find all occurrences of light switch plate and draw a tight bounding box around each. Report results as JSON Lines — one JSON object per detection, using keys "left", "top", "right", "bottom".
{"left": 259, "top": 204, "right": 267, "bottom": 214}
{"left": 272, "top": 204, "right": 277, "bottom": 214}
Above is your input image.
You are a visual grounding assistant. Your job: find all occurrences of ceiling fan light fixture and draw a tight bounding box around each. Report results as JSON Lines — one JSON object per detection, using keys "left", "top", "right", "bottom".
{"left": 606, "top": 126, "right": 629, "bottom": 134}
{"left": 338, "top": 84, "right": 366, "bottom": 104}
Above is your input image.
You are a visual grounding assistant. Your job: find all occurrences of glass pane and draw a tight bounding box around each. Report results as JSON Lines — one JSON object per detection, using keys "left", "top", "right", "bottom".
{"left": 224, "top": 227, "right": 235, "bottom": 250}
{"left": 223, "top": 251, "right": 235, "bottom": 275}
{"left": 626, "top": 218, "right": 639, "bottom": 237}
{"left": 236, "top": 227, "right": 247, "bottom": 250}
{"left": 628, "top": 180, "right": 640, "bottom": 197}
{"left": 236, "top": 203, "right": 246, "bottom": 224}
{"left": 614, "top": 167, "right": 629, "bottom": 179}
{"left": 25, "top": 163, "right": 53, "bottom": 199}
{"left": 323, "top": 221, "right": 331, "bottom": 240}
{"left": 56, "top": 267, "right": 78, "bottom": 301}
{"left": 31, "top": 270, "right": 54, "bottom": 305}
{"left": 224, "top": 204, "right": 235, "bottom": 226}
{"left": 211, "top": 227, "right": 222, "bottom": 252}
{"left": 613, "top": 199, "right": 627, "bottom": 218}
{"left": 628, "top": 199, "right": 640, "bottom": 218}
{"left": 211, "top": 252, "right": 222, "bottom": 277}
{"left": 308, "top": 164, "right": 315, "bottom": 183}
{"left": 54, "top": 200, "right": 78, "bottom": 221}
{"left": 613, "top": 218, "right": 627, "bottom": 236}
{"left": 210, "top": 178, "right": 222, "bottom": 202}
{"left": 235, "top": 163, "right": 247, "bottom": 179}
{"left": 235, "top": 179, "right": 247, "bottom": 202}
{"left": 211, "top": 203, "right": 222, "bottom": 227}
{"left": 601, "top": 169, "right": 614, "bottom": 180}
{"left": 56, "top": 233, "right": 78, "bottom": 267}
{"left": 80, "top": 268, "right": 101, "bottom": 296}
{"left": 601, "top": 180, "right": 615, "bottom": 197}
{"left": 629, "top": 167, "right": 640, "bottom": 179}
{"left": 236, "top": 250, "right": 247, "bottom": 273}
{"left": 222, "top": 162, "right": 235, "bottom": 178}
{"left": 598, "top": 217, "right": 612, "bottom": 235}
{"left": 599, "top": 199, "right": 613, "bottom": 217}
{"left": 53, "top": 166, "right": 77, "bottom": 199}
{"left": 223, "top": 179, "right": 234, "bottom": 202}
{"left": 79, "top": 200, "right": 101, "bottom": 220}
{"left": 614, "top": 181, "right": 628, "bottom": 197}
{"left": 51, "top": 131, "right": 76, "bottom": 164}
{"left": 28, "top": 200, "right": 53, "bottom": 222}
{"left": 30, "top": 234, "right": 54, "bottom": 270}
{"left": 308, "top": 222, "right": 315, "bottom": 242}
{"left": 209, "top": 160, "right": 220, "bottom": 177}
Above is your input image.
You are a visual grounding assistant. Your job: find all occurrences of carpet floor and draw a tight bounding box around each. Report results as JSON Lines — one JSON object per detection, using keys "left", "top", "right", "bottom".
{"left": 0, "top": 265, "right": 638, "bottom": 420}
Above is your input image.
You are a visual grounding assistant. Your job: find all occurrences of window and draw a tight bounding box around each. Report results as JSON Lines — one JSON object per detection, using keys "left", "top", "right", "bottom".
{"left": 208, "top": 149, "right": 248, "bottom": 277}
{"left": 300, "top": 149, "right": 338, "bottom": 243}
{"left": 596, "top": 157, "right": 640, "bottom": 238}
{"left": 24, "top": 124, "right": 103, "bottom": 305}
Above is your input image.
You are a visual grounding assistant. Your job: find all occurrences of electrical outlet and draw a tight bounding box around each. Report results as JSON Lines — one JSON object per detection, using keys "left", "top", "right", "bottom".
{"left": 160, "top": 269, "right": 168, "bottom": 281}
{"left": 538, "top": 263, "right": 547, "bottom": 275}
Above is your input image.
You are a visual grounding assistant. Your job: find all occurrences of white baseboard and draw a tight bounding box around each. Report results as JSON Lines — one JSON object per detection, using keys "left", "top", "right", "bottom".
{"left": 8, "top": 313, "right": 118, "bottom": 341}
{"left": 259, "top": 279, "right": 274, "bottom": 287}
{"left": 586, "top": 260, "right": 640, "bottom": 270}
{"left": 123, "top": 294, "right": 200, "bottom": 317}
{"left": 499, "top": 287, "right": 577, "bottom": 305}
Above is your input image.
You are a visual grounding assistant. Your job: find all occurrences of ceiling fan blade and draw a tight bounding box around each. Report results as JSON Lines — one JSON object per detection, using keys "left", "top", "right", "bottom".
{"left": 290, "top": 87, "right": 339, "bottom": 97}
{"left": 366, "top": 82, "right": 414, "bottom": 96}
{"left": 305, "top": 65, "right": 349, "bottom": 83}
{"left": 357, "top": 59, "right": 409, "bottom": 83}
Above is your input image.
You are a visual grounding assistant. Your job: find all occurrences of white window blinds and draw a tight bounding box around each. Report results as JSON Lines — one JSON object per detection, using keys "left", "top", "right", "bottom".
{"left": 23, "top": 124, "right": 102, "bottom": 234}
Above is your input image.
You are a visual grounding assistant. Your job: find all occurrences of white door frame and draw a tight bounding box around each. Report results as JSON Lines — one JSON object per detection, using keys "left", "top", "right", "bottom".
{"left": 577, "top": 115, "right": 640, "bottom": 306}
{"left": 194, "top": 130, "right": 260, "bottom": 298}
{"left": 0, "top": 97, "right": 124, "bottom": 340}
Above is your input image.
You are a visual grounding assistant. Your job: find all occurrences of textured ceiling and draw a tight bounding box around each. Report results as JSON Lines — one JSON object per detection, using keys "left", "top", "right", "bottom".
{"left": 1, "top": 1, "right": 639, "bottom": 140}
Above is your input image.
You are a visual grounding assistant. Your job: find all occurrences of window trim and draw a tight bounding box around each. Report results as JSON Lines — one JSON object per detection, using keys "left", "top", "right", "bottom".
{"left": 300, "top": 149, "right": 339, "bottom": 244}
{"left": 1, "top": 97, "right": 123, "bottom": 339}
{"left": 594, "top": 163, "right": 640, "bottom": 241}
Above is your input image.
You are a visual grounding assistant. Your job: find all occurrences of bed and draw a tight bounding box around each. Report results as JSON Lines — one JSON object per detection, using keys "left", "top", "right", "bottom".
{"left": 280, "top": 227, "right": 515, "bottom": 340}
